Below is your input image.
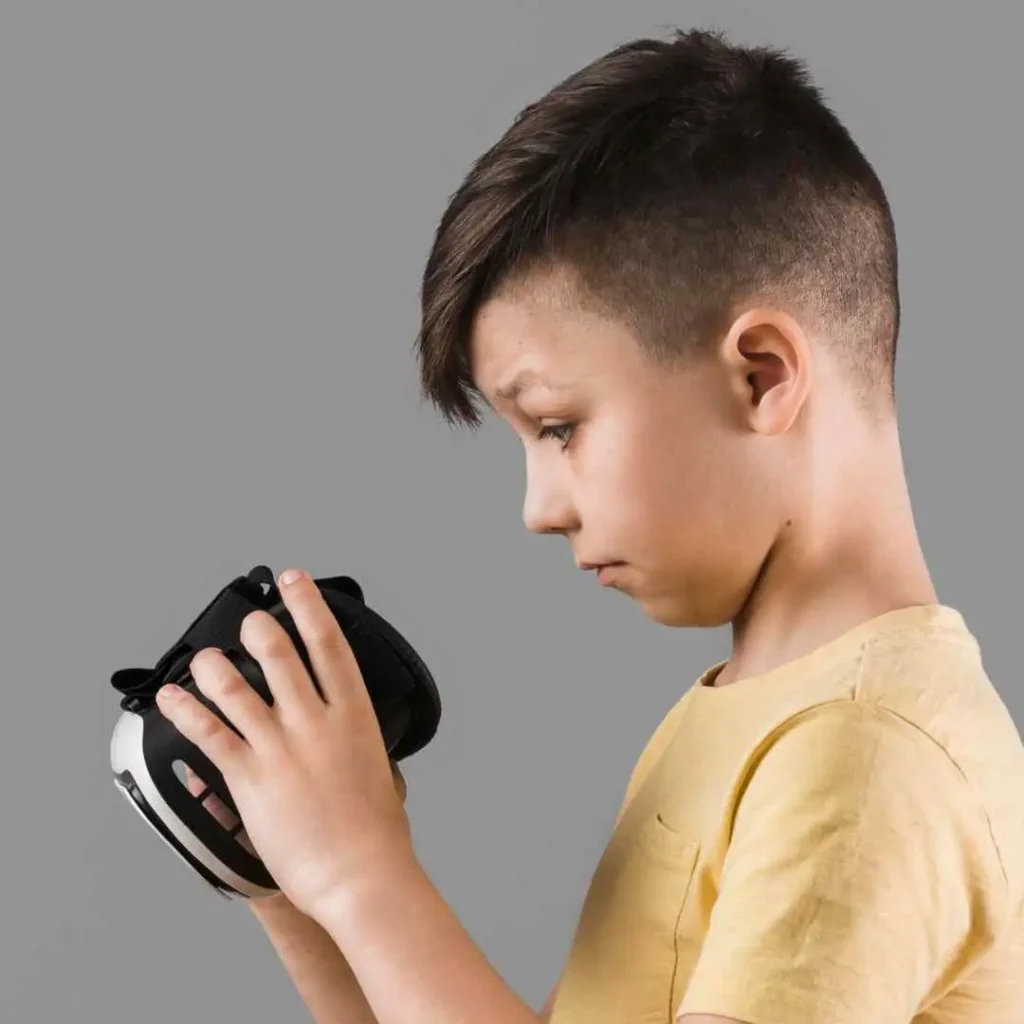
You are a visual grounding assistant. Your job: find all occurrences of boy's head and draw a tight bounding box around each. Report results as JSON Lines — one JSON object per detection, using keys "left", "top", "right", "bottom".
{"left": 415, "top": 28, "right": 901, "bottom": 628}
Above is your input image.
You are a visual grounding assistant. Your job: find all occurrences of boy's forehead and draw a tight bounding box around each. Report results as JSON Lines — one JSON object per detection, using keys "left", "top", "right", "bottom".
{"left": 470, "top": 290, "right": 619, "bottom": 402}
{"left": 470, "top": 297, "right": 567, "bottom": 400}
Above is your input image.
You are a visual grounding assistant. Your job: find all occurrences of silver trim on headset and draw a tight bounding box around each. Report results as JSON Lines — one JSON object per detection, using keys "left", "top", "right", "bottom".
{"left": 110, "top": 711, "right": 277, "bottom": 899}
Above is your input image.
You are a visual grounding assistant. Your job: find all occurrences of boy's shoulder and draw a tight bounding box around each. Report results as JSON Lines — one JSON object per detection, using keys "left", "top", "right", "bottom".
{"left": 849, "top": 609, "right": 1024, "bottom": 896}
{"left": 605, "top": 608, "right": 1024, "bottom": 1022}
{"left": 695, "top": 603, "right": 1017, "bottom": 792}
{"left": 626, "top": 604, "right": 1024, "bottom": 897}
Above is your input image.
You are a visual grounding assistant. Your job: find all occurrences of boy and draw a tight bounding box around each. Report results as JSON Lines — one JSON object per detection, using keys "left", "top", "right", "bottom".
{"left": 162, "top": 27, "right": 1024, "bottom": 1024}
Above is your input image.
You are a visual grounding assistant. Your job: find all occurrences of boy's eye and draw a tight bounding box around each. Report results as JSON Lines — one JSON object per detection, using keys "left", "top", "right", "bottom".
{"left": 537, "top": 422, "right": 575, "bottom": 448}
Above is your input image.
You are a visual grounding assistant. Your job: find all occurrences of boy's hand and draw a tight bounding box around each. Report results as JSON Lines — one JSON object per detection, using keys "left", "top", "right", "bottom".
{"left": 156, "top": 568, "right": 418, "bottom": 921}
{"left": 181, "top": 758, "right": 408, "bottom": 908}
{"left": 182, "top": 763, "right": 287, "bottom": 909}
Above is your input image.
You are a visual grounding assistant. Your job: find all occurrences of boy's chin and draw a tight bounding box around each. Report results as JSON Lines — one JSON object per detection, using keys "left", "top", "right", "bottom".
{"left": 641, "top": 603, "right": 704, "bottom": 628}
{"left": 632, "top": 584, "right": 735, "bottom": 629}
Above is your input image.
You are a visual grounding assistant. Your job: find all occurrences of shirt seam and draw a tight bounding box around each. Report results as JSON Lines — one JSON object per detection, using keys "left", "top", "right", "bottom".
{"left": 851, "top": 634, "right": 1011, "bottom": 898}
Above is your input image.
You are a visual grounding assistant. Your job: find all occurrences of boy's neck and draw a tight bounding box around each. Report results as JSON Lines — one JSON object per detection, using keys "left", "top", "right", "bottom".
{"left": 714, "top": 416, "right": 938, "bottom": 688}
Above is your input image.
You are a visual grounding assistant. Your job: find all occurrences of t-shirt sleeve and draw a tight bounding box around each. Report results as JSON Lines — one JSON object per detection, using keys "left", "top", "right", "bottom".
{"left": 676, "top": 699, "right": 1006, "bottom": 1024}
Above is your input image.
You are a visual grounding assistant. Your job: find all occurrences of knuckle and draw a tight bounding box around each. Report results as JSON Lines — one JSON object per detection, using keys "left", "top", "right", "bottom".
{"left": 190, "top": 647, "right": 221, "bottom": 674}
{"left": 241, "top": 609, "right": 275, "bottom": 642}
{"left": 195, "top": 714, "right": 222, "bottom": 740}
{"left": 214, "top": 672, "right": 246, "bottom": 698}
{"left": 191, "top": 657, "right": 241, "bottom": 699}
{"left": 310, "top": 620, "right": 345, "bottom": 651}
{"left": 240, "top": 610, "right": 263, "bottom": 638}
{"left": 261, "top": 632, "right": 294, "bottom": 660}
{"left": 180, "top": 710, "right": 226, "bottom": 751}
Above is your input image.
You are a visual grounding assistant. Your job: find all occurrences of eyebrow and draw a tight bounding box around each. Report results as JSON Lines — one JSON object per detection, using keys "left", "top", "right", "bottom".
{"left": 493, "top": 369, "right": 558, "bottom": 403}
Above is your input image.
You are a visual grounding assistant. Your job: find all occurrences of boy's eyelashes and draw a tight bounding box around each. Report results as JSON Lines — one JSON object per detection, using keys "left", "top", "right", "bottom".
{"left": 537, "top": 422, "right": 576, "bottom": 448}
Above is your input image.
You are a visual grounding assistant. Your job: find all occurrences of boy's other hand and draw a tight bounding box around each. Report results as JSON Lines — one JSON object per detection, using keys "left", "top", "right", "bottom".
{"left": 181, "top": 759, "right": 408, "bottom": 909}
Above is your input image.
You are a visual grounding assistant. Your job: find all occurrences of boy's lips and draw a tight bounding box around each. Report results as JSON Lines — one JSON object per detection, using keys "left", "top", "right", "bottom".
{"left": 578, "top": 560, "right": 625, "bottom": 579}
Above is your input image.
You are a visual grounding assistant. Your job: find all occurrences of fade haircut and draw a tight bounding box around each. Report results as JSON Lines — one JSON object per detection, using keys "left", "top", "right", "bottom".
{"left": 415, "top": 27, "right": 900, "bottom": 428}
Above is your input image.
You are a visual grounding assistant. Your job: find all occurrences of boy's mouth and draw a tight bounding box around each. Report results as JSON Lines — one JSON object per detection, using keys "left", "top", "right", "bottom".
{"left": 578, "top": 560, "right": 625, "bottom": 581}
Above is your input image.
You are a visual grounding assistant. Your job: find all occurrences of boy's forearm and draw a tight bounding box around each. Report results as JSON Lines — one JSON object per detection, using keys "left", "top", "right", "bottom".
{"left": 249, "top": 897, "right": 378, "bottom": 1024}
{"left": 314, "top": 858, "right": 540, "bottom": 1024}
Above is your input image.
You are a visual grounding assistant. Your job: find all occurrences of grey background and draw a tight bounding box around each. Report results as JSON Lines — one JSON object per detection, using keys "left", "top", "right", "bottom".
{"left": 1, "top": 2, "right": 1020, "bottom": 1019}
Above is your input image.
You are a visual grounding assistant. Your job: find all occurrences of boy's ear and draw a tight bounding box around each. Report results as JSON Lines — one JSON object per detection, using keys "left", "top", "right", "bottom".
{"left": 717, "top": 307, "right": 812, "bottom": 436}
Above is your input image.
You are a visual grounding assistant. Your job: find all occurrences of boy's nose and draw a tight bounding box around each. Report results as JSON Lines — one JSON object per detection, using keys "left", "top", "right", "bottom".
{"left": 522, "top": 476, "right": 578, "bottom": 536}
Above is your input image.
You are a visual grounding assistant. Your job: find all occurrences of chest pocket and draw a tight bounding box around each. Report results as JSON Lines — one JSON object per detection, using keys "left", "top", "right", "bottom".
{"left": 550, "top": 810, "right": 701, "bottom": 1024}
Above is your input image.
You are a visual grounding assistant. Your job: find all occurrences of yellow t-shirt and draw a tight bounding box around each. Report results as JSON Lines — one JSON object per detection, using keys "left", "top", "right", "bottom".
{"left": 548, "top": 604, "right": 1024, "bottom": 1023}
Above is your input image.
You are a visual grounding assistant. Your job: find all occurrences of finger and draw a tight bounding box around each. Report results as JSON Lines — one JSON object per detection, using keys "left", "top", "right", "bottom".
{"left": 188, "top": 647, "right": 279, "bottom": 753}
{"left": 183, "top": 764, "right": 207, "bottom": 798}
{"left": 183, "top": 764, "right": 233, "bottom": 826}
{"left": 239, "top": 609, "right": 323, "bottom": 720}
{"left": 156, "top": 681, "right": 249, "bottom": 772}
{"left": 276, "top": 569, "right": 367, "bottom": 709}
{"left": 183, "top": 764, "right": 257, "bottom": 854}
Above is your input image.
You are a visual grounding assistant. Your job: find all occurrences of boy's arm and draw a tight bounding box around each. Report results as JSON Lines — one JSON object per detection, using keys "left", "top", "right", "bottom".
{"left": 300, "top": 699, "right": 687, "bottom": 1024}
{"left": 675, "top": 701, "right": 1005, "bottom": 1024}
{"left": 249, "top": 896, "right": 379, "bottom": 1024}
{"left": 194, "top": 757, "right": 557, "bottom": 1023}
{"left": 304, "top": 855, "right": 545, "bottom": 1023}
{"left": 187, "top": 763, "right": 390, "bottom": 1023}
{"left": 252, "top": 904, "right": 563, "bottom": 1023}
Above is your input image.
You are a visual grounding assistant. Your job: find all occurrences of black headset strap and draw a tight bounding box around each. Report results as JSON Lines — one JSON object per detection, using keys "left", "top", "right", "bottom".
{"left": 110, "top": 565, "right": 364, "bottom": 712}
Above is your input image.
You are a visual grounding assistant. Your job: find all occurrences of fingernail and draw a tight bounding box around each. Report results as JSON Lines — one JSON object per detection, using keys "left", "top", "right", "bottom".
{"left": 279, "top": 568, "right": 305, "bottom": 586}
{"left": 158, "top": 683, "right": 182, "bottom": 701}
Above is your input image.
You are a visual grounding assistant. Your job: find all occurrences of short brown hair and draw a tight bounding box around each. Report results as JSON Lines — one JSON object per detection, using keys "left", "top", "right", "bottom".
{"left": 416, "top": 28, "right": 900, "bottom": 428}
